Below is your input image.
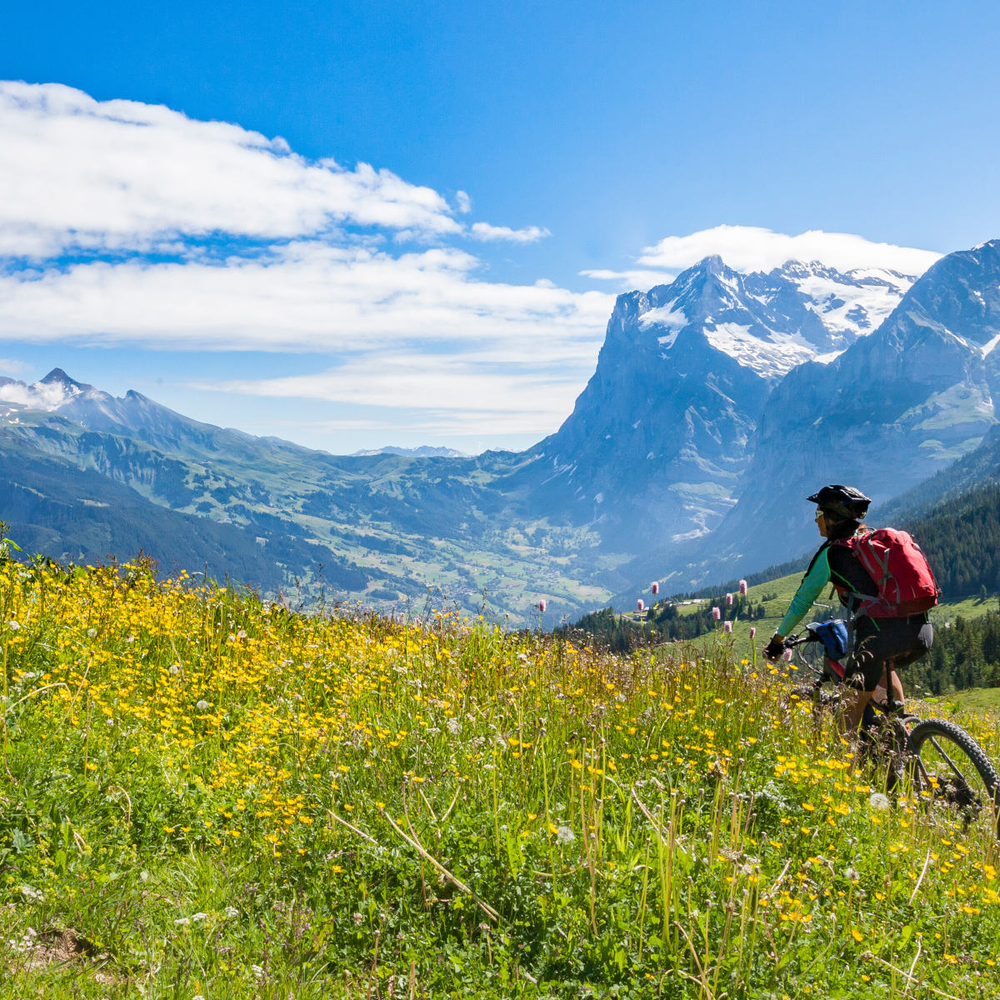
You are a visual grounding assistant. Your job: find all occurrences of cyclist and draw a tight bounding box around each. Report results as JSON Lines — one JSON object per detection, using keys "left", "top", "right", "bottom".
{"left": 763, "top": 485, "right": 934, "bottom": 731}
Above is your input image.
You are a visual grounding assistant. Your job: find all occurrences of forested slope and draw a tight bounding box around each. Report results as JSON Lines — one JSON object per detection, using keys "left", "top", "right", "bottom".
{"left": 905, "top": 482, "right": 1000, "bottom": 598}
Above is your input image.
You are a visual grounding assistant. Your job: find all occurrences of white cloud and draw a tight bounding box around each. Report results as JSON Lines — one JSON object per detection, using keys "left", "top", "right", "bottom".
{"left": 1, "top": 80, "right": 949, "bottom": 448}
{"left": 0, "top": 242, "right": 613, "bottom": 356}
{"left": 0, "top": 80, "right": 462, "bottom": 257}
{"left": 580, "top": 268, "right": 678, "bottom": 290}
{"left": 470, "top": 222, "right": 551, "bottom": 244}
{"left": 0, "top": 379, "right": 72, "bottom": 409}
{"left": 637, "top": 225, "right": 942, "bottom": 277}
{"left": 0, "top": 81, "right": 606, "bottom": 444}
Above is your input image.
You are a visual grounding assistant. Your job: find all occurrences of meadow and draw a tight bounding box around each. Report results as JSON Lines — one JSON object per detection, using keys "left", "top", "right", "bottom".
{"left": 2, "top": 555, "right": 1000, "bottom": 998}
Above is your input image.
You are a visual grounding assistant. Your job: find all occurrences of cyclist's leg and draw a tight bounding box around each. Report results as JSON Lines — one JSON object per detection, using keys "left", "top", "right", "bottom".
{"left": 842, "top": 620, "right": 881, "bottom": 732}
{"left": 879, "top": 665, "right": 904, "bottom": 706}
{"left": 844, "top": 687, "right": 874, "bottom": 732}
{"left": 861, "top": 697, "right": 878, "bottom": 730}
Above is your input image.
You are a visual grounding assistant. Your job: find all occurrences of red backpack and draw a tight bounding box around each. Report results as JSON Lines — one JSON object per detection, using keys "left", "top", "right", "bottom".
{"left": 833, "top": 527, "right": 940, "bottom": 618}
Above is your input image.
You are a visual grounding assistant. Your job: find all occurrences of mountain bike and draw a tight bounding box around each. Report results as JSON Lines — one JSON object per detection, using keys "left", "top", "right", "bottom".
{"left": 784, "top": 629, "right": 1000, "bottom": 840}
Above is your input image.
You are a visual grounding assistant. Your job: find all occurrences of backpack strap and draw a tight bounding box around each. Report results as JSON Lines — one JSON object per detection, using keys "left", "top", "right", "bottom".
{"left": 829, "top": 533, "right": 884, "bottom": 618}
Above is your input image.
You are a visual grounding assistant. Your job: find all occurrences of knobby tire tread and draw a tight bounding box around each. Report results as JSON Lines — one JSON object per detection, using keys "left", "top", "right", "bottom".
{"left": 907, "top": 719, "right": 1000, "bottom": 834}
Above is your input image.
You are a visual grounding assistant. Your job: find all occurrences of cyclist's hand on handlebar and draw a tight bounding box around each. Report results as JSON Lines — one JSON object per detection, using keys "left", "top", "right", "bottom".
{"left": 764, "top": 634, "right": 785, "bottom": 661}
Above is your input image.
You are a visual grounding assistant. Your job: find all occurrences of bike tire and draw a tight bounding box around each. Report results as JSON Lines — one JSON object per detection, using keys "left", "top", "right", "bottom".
{"left": 907, "top": 719, "right": 1000, "bottom": 839}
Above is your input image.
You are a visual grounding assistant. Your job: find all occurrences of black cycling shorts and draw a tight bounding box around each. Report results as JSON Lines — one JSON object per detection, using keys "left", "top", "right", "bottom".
{"left": 844, "top": 614, "right": 934, "bottom": 692}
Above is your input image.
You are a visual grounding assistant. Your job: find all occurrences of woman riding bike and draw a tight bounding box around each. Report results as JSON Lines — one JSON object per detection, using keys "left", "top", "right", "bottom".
{"left": 763, "top": 484, "right": 935, "bottom": 732}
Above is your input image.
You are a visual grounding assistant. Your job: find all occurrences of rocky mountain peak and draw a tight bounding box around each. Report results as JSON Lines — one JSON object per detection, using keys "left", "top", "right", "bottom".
{"left": 899, "top": 241, "right": 1000, "bottom": 348}
{"left": 39, "top": 368, "right": 91, "bottom": 392}
{"left": 517, "top": 251, "right": 924, "bottom": 553}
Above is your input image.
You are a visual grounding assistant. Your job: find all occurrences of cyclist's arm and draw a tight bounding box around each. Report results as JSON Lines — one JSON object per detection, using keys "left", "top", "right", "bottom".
{"left": 775, "top": 547, "right": 832, "bottom": 637}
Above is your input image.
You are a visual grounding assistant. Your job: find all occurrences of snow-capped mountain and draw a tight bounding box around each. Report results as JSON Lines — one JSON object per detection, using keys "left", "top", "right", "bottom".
{"left": 0, "top": 368, "right": 300, "bottom": 465}
{"left": 683, "top": 239, "right": 1000, "bottom": 578}
{"left": 512, "top": 255, "right": 916, "bottom": 552}
{"left": 1, "top": 368, "right": 106, "bottom": 415}
{"left": 643, "top": 256, "right": 913, "bottom": 377}
{"left": 0, "top": 369, "right": 214, "bottom": 447}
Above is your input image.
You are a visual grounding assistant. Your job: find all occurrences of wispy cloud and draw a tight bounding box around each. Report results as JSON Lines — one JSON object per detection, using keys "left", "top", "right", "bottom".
{"left": 0, "top": 379, "right": 73, "bottom": 408}
{"left": 0, "top": 357, "right": 32, "bottom": 377}
{"left": 0, "top": 81, "right": 607, "bottom": 441}
{"left": 199, "top": 352, "right": 587, "bottom": 437}
{"left": 579, "top": 268, "right": 678, "bottom": 290}
{"left": 470, "top": 222, "right": 551, "bottom": 244}
{"left": 0, "top": 242, "right": 612, "bottom": 353}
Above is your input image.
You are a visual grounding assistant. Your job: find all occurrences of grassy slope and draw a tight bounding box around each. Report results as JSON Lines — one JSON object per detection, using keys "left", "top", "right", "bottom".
{"left": 3, "top": 560, "right": 1000, "bottom": 997}
{"left": 660, "top": 571, "right": 997, "bottom": 646}
{"left": 933, "top": 687, "right": 1000, "bottom": 716}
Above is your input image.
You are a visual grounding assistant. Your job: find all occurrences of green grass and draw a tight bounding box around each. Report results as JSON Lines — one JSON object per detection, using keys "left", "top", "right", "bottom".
{"left": 925, "top": 687, "right": 1000, "bottom": 717}
{"left": 3, "top": 558, "right": 1000, "bottom": 997}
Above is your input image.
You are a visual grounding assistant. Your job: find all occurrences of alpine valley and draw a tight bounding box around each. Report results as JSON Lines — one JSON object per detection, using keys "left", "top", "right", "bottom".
{"left": 5, "top": 239, "right": 1000, "bottom": 622}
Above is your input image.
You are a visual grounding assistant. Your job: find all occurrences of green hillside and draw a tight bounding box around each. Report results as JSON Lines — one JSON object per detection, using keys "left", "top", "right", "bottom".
{"left": 1, "top": 415, "right": 622, "bottom": 622}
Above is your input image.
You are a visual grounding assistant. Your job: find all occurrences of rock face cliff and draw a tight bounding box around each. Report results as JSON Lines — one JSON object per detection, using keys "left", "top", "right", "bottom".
{"left": 682, "top": 240, "right": 1000, "bottom": 579}
{"left": 514, "top": 255, "right": 914, "bottom": 551}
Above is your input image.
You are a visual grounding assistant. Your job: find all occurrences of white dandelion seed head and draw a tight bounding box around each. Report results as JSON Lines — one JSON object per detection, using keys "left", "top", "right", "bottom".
{"left": 556, "top": 825, "right": 575, "bottom": 844}
{"left": 869, "top": 792, "right": 890, "bottom": 810}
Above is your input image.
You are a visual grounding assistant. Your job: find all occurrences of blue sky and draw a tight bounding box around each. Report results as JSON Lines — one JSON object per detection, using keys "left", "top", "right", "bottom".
{"left": 1, "top": 1, "right": 998, "bottom": 453}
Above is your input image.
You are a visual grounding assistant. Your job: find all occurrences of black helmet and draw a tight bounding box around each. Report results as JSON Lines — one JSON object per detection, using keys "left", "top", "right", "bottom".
{"left": 806, "top": 484, "right": 871, "bottom": 522}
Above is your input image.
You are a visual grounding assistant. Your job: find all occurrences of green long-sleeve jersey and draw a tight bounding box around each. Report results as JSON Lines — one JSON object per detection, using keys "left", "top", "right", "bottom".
{"left": 777, "top": 541, "right": 876, "bottom": 636}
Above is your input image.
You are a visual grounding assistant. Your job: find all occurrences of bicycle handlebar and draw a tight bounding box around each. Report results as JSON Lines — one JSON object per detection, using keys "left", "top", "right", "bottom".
{"left": 783, "top": 631, "right": 820, "bottom": 649}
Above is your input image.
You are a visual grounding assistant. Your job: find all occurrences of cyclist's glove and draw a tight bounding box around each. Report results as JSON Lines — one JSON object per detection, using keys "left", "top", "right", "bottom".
{"left": 764, "top": 635, "right": 784, "bottom": 661}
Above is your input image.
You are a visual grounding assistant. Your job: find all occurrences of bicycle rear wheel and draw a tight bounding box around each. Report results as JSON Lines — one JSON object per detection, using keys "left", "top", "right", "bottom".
{"left": 907, "top": 719, "right": 1000, "bottom": 839}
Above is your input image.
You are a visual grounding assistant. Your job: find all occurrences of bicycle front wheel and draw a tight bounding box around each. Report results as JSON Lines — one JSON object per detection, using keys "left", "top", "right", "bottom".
{"left": 908, "top": 719, "right": 1000, "bottom": 839}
